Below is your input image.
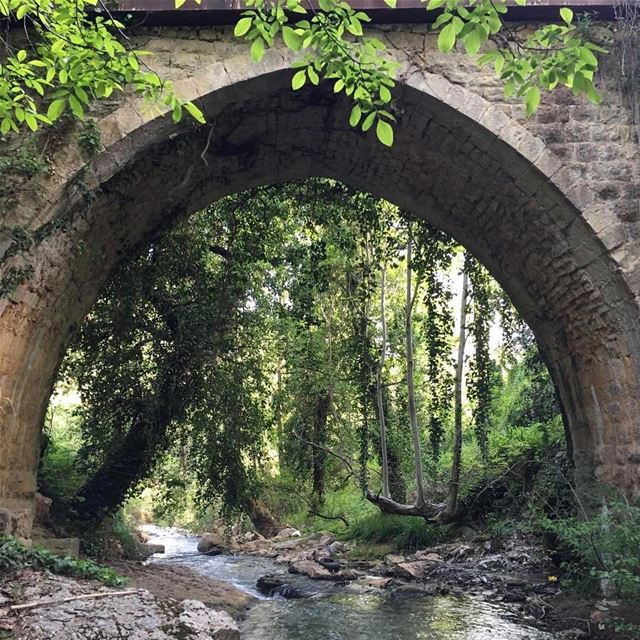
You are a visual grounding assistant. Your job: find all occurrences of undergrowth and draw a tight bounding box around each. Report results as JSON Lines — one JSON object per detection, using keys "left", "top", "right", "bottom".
{"left": 540, "top": 500, "right": 640, "bottom": 602}
{"left": 0, "top": 535, "right": 126, "bottom": 587}
{"left": 343, "top": 513, "right": 453, "bottom": 552}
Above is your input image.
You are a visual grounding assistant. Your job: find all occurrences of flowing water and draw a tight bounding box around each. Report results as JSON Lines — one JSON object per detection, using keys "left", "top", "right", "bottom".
{"left": 144, "top": 527, "right": 560, "bottom": 640}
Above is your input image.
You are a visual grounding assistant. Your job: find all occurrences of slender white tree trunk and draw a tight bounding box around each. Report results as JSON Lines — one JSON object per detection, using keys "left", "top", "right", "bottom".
{"left": 406, "top": 228, "right": 427, "bottom": 508}
{"left": 376, "top": 262, "right": 390, "bottom": 498}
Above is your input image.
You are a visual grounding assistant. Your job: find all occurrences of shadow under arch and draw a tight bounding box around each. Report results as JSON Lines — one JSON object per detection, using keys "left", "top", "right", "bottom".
{"left": 2, "top": 63, "right": 640, "bottom": 533}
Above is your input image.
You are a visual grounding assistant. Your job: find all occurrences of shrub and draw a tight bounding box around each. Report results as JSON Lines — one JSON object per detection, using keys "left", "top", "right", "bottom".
{"left": 0, "top": 535, "right": 126, "bottom": 587}
{"left": 540, "top": 500, "right": 640, "bottom": 601}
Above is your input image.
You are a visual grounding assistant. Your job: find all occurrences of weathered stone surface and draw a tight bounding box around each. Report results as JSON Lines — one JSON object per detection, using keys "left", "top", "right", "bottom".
{"left": 110, "top": 562, "right": 255, "bottom": 618}
{"left": 12, "top": 573, "right": 240, "bottom": 640}
{"left": 2, "top": 25, "right": 640, "bottom": 538}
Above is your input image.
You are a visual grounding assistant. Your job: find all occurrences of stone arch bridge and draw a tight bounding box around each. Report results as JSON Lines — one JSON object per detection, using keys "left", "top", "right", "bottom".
{"left": 0, "top": 0, "right": 639, "bottom": 538}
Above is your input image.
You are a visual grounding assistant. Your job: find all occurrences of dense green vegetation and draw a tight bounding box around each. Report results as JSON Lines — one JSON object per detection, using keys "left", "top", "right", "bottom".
{"left": 0, "top": 535, "right": 126, "bottom": 587}
{"left": 38, "top": 179, "right": 639, "bottom": 604}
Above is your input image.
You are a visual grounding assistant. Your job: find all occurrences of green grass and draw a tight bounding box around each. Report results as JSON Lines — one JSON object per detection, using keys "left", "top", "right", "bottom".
{"left": 343, "top": 512, "right": 453, "bottom": 551}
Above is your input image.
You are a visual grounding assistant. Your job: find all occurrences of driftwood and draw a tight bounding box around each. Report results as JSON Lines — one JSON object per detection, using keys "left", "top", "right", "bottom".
{"left": 10, "top": 589, "right": 143, "bottom": 612}
{"left": 365, "top": 490, "right": 443, "bottom": 520}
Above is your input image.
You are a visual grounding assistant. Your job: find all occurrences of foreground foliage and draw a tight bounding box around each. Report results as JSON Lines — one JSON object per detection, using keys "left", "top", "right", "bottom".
{"left": 0, "top": 0, "right": 605, "bottom": 142}
{"left": 0, "top": 535, "right": 126, "bottom": 587}
{"left": 542, "top": 501, "right": 640, "bottom": 601}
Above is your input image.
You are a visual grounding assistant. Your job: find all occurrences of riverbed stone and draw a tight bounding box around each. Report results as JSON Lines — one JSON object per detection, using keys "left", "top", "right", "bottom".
{"left": 197, "top": 532, "right": 225, "bottom": 554}
{"left": 288, "top": 560, "right": 333, "bottom": 580}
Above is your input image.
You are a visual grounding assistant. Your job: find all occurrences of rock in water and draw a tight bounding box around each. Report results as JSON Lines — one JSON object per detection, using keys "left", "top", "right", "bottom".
{"left": 317, "top": 557, "right": 341, "bottom": 574}
{"left": 197, "top": 532, "right": 225, "bottom": 554}
{"left": 256, "top": 575, "right": 315, "bottom": 599}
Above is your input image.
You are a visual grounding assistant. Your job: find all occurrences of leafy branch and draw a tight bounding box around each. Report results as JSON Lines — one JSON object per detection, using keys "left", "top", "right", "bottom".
{"left": 0, "top": 0, "right": 205, "bottom": 134}
{"left": 233, "top": 0, "right": 606, "bottom": 143}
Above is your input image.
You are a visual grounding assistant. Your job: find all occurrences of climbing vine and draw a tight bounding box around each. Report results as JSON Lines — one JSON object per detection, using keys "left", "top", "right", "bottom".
{"left": 413, "top": 222, "right": 456, "bottom": 458}
{"left": 465, "top": 252, "right": 493, "bottom": 460}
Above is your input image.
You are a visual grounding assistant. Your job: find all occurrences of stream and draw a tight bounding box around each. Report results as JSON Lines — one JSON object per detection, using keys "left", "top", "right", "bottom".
{"left": 144, "top": 527, "right": 561, "bottom": 640}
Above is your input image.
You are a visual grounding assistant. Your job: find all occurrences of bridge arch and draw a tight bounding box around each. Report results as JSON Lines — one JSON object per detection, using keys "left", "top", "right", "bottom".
{"left": 1, "top": 49, "right": 640, "bottom": 536}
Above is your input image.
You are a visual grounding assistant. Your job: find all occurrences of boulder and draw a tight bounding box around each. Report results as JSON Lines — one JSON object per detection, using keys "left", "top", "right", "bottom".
{"left": 328, "top": 541, "right": 346, "bottom": 555}
{"left": 240, "top": 531, "right": 263, "bottom": 543}
{"left": 256, "top": 575, "right": 316, "bottom": 599}
{"left": 317, "top": 533, "right": 335, "bottom": 547}
{"left": 415, "top": 551, "right": 443, "bottom": 563}
{"left": 16, "top": 572, "right": 241, "bottom": 640}
{"left": 198, "top": 532, "right": 225, "bottom": 554}
{"left": 353, "top": 576, "right": 391, "bottom": 590}
{"left": 393, "top": 561, "right": 432, "bottom": 580}
{"left": 288, "top": 560, "right": 333, "bottom": 580}
{"left": 131, "top": 542, "right": 165, "bottom": 560}
{"left": 248, "top": 499, "right": 284, "bottom": 539}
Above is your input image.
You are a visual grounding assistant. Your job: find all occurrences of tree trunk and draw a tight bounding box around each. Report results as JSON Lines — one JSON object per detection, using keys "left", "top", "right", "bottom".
{"left": 406, "top": 228, "right": 427, "bottom": 508}
{"left": 376, "top": 263, "right": 391, "bottom": 498}
{"left": 443, "top": 268, "right": 468, "bottom": 520}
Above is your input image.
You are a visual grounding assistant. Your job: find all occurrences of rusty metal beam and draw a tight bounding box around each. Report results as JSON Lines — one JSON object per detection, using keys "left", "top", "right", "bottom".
{"left": 111, "top": 0, "right": 617, "bottom": 26}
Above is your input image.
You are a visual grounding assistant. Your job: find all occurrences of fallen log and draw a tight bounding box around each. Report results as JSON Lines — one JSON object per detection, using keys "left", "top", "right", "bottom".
{"left": 10, "top": 589, "right": 143, "bottom": 612}
{"left": 365, "top": 490, "right": 443, "bottom": 520}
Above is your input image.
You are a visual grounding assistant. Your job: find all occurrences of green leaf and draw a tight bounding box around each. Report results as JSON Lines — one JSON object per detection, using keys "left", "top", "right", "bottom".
{"left": 24, "top": 112, "right": 37, "bottom": 132}
{"left": 307, "top": 66, "right": 319, "bottom": 85}
{"left": 376, "top": 118, "right": 393, "bottom": 146}
{"left": 361, "top": 111, "right": 376, "bottom": 132}
{"left": 585, "top": 81, "right": 602, "bottom": 105}
{"left": 438, "top": 23, "right": 457, "bottom": 53}
{"left": 68, "top": 94, "right": 84, "bottom": 119}
{"left": 234, "top": 17, "right": 253, "bottom": 37}
{"left": 463, "top": 30, "right": 481, "bottom": 55}
{"left": 426, "top": 0, "right": 445, "bottom": 9}
{"left": 524, "top": 85, "right": 540, "bottom": 116}
{"left": 503, "top": 78, "right": 516, "bottom": 99}
{"left": 349, "top": 104, "right": 362, "bottom": 127}
{"left": 514, "top": 0, "right": 526, "bottom": 5}
{"left": 282, "top": 26, "right": 302, "bottom": 51}
{"left": 379, "top": 85, "right": 392, "bottom": 103}
{"left": 383, "top": 0, "right": 396, "bottom": 7}
{"left": 184, "top": 101, "right": 206, "bottom": 124}
{"left": 250, "top": 37, "right": 265, "bottom": 62}
{"left": 47, "top": 98, "right": 66, "bottom": 121}
{"left": 559, "top": 7, "right": 573, "bottom": 24}
{"left": 292, "top": 69, "right": 306, "bottom": 90}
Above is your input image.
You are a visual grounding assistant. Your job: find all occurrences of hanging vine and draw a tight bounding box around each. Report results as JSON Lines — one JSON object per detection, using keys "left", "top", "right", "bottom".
{"left": 413, "top": 221, "right": 456, "bottom": 458}
{"left": 465, "top": 253, "right": 493, "bottom": 461}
